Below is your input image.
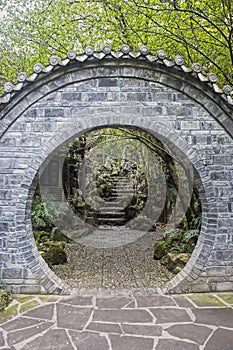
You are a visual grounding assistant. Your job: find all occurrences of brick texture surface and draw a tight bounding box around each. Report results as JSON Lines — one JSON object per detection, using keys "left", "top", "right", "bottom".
{"left": 0, "top": 60, "right": 232, "bottom": 294}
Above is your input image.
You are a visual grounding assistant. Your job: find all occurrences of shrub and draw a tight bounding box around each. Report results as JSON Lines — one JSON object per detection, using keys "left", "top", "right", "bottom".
{"left": 0, "top": 290, "right": 12, "bottom": 312}
{"left": 154, "top": 228, "right": 200, "bottom": 260}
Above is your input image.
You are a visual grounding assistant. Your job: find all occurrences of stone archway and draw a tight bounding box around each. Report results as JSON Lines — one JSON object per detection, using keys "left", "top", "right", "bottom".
{"left": 0, "top": 46, "right": 232, "bottom": 294}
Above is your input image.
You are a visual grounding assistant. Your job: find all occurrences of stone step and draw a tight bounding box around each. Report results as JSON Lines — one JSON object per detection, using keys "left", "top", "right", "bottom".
{"left": 112, "top": 193, "right": 134, "bottom": 197}
{"left": 96, "top": 175, "right": 137, "bottom": 225}
{"left": 97, "top": 211, "right": 125, "bottom": 218}
{"left": 106, "top": 194, "right": 127, "bottom": 200}
{"left": 112, "top": 178, "right": 132, "bottom": 182}
{"left": 99, "top": 206, "right": 125, "bottom": 211}
{"left": 111, "top": 179, "right": 132, "bottom": 184}
{"left": 97, "top": 217, "right": 127, "bottom": 225}
{"left": 112, "top": 181, "right": 131, "bottom": 185}
{"left": 112, "top": 186, "right": 133, "bottom": 191}
{"left": 104, "top": 198, "right": 130, "bottom": 204}
{"left": 112, "top": 188, "right": 134, "bottom": 193}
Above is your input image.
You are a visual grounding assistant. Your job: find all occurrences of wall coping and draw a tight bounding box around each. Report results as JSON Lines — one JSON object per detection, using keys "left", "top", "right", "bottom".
{"left": 1, "top": 45, "right": 232, "bottom": 110}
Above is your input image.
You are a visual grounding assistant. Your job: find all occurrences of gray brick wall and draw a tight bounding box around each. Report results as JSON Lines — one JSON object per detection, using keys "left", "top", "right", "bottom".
{"left": 0, "top": 59, "right": 232, "bottom": 294}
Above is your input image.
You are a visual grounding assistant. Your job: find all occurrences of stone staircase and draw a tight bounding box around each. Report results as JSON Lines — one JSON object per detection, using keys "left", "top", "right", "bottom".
{"left": 97, "top": 175, "right": 135, "bottom": 226}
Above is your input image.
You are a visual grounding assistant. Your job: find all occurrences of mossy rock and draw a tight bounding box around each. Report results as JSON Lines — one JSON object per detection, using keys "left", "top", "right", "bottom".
{"left": 160, "top": 252, "right": 190, "bottom": 273}
{"left": 43, "top": 243, "right": 67, "bottom": 266}
{"left": 51, "top": 227, "right": 71, "bottom": 243}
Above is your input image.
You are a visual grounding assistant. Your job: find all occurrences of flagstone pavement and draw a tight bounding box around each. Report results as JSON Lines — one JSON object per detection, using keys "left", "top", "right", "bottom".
{"left": 1, "top": 289, "right": 233, "bottom": 350}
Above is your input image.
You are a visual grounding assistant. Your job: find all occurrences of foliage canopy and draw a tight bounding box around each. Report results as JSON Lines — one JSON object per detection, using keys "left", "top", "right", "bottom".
{"left": 0, "top": 0, "right": 232, "bottom": 90}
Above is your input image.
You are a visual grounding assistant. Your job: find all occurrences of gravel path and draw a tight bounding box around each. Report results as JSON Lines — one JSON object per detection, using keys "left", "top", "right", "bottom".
{"left": 52, "top": 227, "right": 175, "bottom": 289}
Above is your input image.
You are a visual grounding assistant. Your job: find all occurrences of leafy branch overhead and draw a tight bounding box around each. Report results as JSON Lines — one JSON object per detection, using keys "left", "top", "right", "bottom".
{"left": 0, "top": 0, "right": 232, "bottom": 89}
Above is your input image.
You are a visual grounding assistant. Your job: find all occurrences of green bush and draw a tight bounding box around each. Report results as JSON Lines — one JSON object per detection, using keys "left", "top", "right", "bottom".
{"left": 154, "top": 241, "right": 170, "bottom": 260}
{"left": 154, "top": 228, "right": 200, "bottom": 260}
{"left": 32, "top": 199, "right": 70, "bottom": 231}
{"left": 182, "top": 229, "right": 200, "bottom": 253}
{"left": 31, "top": 202, "right": 52, "bottom": 230}
{"left": 0, "top": 291, "right": 12, "bottom": 312}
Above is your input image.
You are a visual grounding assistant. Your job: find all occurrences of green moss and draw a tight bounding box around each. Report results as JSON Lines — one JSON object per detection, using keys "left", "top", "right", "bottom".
{"left": 188, "top": 293, "right": 225, "bottom": 307}
{"left": 20, "top": 300, "right": 39, "bottom": 313}
{"left": 39, "top": 296, "right": 60, "bottom": 303}
{"left": 14, "top": 295, "right": 34, "bottom": 303}
{"left": 154, "top": 241, "right": 169, "bottom": 260}
{"left": 217, "top": 294, "right": 233, "bottom": 305}
{"left": 0, "top": 304, "right": 18, "bottom": 324}
{"left": 34, "top": 230, "right": 50, "bottom": 245}
{"left": 43, "top": 243, "right": 67, "bottom": 266}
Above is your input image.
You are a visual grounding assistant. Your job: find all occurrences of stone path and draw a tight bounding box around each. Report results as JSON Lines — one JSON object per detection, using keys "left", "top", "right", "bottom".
{"left": 52, "top": 228, "right": 175, "bottom": 289}
{"left": 1, "top": 290, "right": 233, "bottom": 349}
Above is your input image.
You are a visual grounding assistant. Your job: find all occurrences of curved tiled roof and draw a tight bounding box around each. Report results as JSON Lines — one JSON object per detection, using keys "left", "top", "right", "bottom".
{"left": 1, "top": 45, "right": 233, "bottom": 106}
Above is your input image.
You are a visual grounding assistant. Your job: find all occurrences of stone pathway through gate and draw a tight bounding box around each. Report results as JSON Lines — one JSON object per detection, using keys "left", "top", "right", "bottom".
{"left": 1, "top": 291, "right": 233, "bottom": 349}
{"left": 52, "top": 227, "right": 174, "bottom": 289}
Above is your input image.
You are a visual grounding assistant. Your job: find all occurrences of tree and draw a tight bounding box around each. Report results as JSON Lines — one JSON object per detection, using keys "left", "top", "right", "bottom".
{"left": 103, "top": 0, "right": 232, "bottom": 85}
{"left": 0, "top": 0, "right": 232, "bottom": 91}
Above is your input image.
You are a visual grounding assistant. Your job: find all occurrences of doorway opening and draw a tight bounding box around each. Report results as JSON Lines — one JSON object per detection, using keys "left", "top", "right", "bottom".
{"left": 31, "top": 126, "right": 202, "bottom": 289}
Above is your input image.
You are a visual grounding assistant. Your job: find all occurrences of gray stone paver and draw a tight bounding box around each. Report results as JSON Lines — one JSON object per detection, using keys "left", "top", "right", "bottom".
{"left": 204, "top": 328, "right": 233, "bottom": 350}
{"left": 173, "top": 296, "right": 195, "bottom": 308}
{"left": 23, "top": 304, "right": 55, "bottom": 320}
{"left": 150, "top": 307, "right": 192, "bottom": 323}
{"left": 93, "top": 308, "right": 153, "bottom": 323}
{"left": 69, "top": 330, "right": 109, "bottom": 350}
{"left": 122, "top": 324, "right": 162, "bottom": 336}
{"left": 59, "top": 296, "right": 93, "bottom": 306}
{"left": 110, "top": 334, "right": 154, "bottom": 350}
{"left": 86, "top": 322, "right": 122, "bottom": 334}
{"left": 56, "top": 304, "right": 93, "bottom": 330}
{"left": 0, "top": 332, "right": 4, "bottom": 347}
{"left": 165, "top": 323, "right": 213, "bottom": 345}
{"left": 1, "top": 317, "right": 45, "bottom": 332}
{"left": 7, "top": 322, "right": 53, "bottom": 348}
{"left": 135, "top": 295, "right": 176, "bottom": 307}
{"left": 19, "top": 329, "right": 73, "bottom": 350}
{"left": 96, "top": 296, "right": 132, "bottom": 309}
{"left": 0, "top": 292, "right": 233, "bottom": 350}
{"left": 156, "top": 338, "right": 200, "bottom": 350}
{"left": 192, "top": 307, "right": 233, "bottom": 328}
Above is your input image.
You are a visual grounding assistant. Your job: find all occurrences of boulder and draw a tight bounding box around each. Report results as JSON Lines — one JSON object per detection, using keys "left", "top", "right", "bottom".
{"left": 161, "top": 252, "right": 190, "bottom": 273}
{"left": 51, "top": 227, "right": 71, "bottom": 243}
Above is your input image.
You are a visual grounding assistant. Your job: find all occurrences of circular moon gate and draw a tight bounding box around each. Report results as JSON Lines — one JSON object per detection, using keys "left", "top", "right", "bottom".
{"left": 0, "top": 49, "right": 232, "bottom": 294}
